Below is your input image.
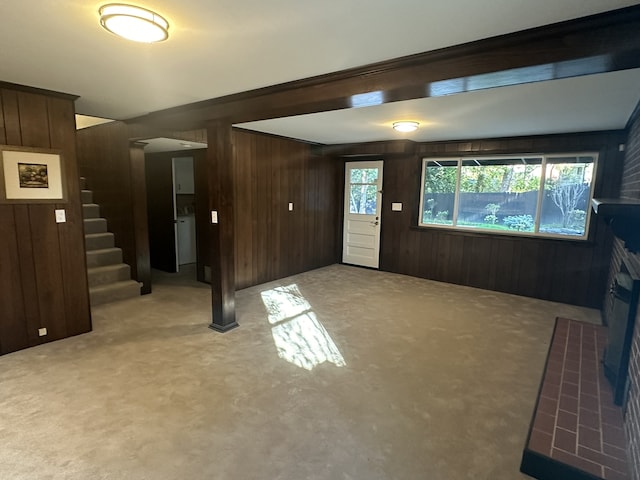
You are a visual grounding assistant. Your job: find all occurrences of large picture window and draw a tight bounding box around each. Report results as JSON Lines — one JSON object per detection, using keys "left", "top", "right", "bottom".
{"left": 419, "top": 153, "right": 598, "bottom": 239}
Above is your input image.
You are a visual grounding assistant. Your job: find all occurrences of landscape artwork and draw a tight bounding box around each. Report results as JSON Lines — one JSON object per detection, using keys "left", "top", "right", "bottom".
{"left": 18, "top": 162, "right": 49, "bottom": 188}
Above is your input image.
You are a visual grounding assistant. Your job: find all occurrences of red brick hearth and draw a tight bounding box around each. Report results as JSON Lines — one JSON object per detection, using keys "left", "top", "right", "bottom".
{"left": 520, "top": 318, "right": 631, "bottom": 480}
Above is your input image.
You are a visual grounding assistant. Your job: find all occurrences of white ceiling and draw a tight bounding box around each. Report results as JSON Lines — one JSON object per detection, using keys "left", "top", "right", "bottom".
{"left": 142, "top": 137, "right": 207, "bottom": 153}
{"left": 2, "top": 1, "right": 639, "bottom": 144}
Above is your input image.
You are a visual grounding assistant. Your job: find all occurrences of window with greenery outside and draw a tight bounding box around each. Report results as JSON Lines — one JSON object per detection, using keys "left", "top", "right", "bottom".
{"left": 349, "top": 168, "right": 379, "bottom": 215}
{"left": 419, "top": 154, "right": 596, "bottom": 239}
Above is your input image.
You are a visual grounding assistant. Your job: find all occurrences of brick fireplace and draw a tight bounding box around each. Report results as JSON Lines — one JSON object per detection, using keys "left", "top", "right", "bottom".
{"left": 606, "top": 101, "right": 640, "bottom": 480}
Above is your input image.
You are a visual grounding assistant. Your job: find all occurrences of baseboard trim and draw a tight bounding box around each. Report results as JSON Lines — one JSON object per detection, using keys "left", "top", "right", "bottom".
{"left": 208, "top": 322, "right": 240, "bottom": 333}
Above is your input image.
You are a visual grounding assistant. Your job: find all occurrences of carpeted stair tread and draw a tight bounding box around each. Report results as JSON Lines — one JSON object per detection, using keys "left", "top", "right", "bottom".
{"left": 82, "top": 203, "right": 100, "bottom": 219}
{"left": 86, "top": 247, "right": 123, "bottom": 268}
{"left": 87, "top": 264, "right": 131, "bottom": 287}
{"left": 83, "top": 217, "right": 108, "bottom": 234}
{"left": 89, "top": 280, "right": 141, "bottom": 306}
{"left": 85, "top": 232, "right": 115, "bottom": 251}
{"left": 81, "top": 189, "right": 92, "bottom": 203}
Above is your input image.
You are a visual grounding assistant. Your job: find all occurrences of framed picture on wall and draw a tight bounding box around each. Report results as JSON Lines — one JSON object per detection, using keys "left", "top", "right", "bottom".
{"left": 0, "top": 146, "right": 67, "bottom": 203}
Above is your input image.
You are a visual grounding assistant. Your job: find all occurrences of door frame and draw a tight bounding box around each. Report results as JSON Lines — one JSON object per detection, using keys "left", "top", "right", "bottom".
{"left": 342, "top": 160, "right": 384, "bottom": 269}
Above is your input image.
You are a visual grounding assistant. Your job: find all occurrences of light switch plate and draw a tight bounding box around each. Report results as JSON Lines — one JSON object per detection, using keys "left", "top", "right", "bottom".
{"left": 391, "top": 203, "right": 403, "bottom": 211}
{"left": 55, "top": 209, "right": 66, "bottom": 223}
{"left": 211, "top": 210, "right": 218, "bottom": 224}
{"left": 288, "top": 202, "right": 294, "bottom": 211}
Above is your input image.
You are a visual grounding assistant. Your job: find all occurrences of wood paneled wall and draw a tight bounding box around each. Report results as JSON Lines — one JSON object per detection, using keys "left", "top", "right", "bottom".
{"left": 369, "top": 131, "right": 626, "bottom": 309}
{"left": 232, "top": 129, "right": 340, "bottom": 289}
{"left": 0, "top": 85, "right": 90, "bottom": 355}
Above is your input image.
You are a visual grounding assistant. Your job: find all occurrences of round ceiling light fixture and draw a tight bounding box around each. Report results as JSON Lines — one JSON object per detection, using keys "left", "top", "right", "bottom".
{"left": 392, "top": 121, "right": 420, "bottom": 133}
{"left": 99, "top": 4, "right": 169, "bottom": 43}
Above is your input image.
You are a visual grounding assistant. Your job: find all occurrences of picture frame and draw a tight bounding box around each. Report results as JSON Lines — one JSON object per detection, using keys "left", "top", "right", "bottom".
{"left": 0, "top": 145, "right": 67, "bottom": 203}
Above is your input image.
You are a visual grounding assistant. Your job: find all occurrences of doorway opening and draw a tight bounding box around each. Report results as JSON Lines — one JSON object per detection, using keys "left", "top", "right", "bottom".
{"left": 142, "top": 137, "right": 207, "bottom": 286}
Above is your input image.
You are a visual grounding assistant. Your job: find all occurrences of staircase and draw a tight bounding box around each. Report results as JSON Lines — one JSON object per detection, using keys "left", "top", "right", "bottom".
{"left": 81, "top": 182, "right": 141, "bottom": 306}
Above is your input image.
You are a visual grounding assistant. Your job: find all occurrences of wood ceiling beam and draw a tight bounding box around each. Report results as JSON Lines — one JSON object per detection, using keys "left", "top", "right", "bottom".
{"left": 134, "top": 5, "right": 640, "bottom": 131}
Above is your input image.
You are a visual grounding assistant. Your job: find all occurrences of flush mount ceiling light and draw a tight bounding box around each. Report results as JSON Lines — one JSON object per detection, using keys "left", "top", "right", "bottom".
{"left": 392, "top": 121, "right": 420, "bottom": 133}
{"left": 99, "top": 4, "right": 169, "bottom": 43}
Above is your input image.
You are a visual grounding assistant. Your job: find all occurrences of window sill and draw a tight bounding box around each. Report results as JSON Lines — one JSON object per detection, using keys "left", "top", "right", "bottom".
{"left": 409, "top": 224, "right": 596, "bottom": 245}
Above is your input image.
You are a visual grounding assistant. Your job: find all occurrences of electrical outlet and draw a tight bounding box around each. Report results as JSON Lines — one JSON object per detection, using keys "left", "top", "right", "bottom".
{"left": 288, "top": 202, "right": 294, "bottom": 211}
{"left": 211, "top": 210, "right": 218, "bottom": 223}
{"left": 38, "top": 328, "right": 47, "bottom": 337}
{"left": 392, "top": 202, "right": 403, "bottom": 211}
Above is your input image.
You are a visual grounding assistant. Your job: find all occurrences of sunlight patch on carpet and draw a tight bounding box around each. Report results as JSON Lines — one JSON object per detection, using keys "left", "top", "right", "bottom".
{"left": 261, "top": 284, "right": 346, "bottom": 371}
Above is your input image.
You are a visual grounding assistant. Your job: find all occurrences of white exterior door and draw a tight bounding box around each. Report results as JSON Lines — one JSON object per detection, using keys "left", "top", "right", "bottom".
{"left": 342, "top": 161, "right": 383, "bottom": 268}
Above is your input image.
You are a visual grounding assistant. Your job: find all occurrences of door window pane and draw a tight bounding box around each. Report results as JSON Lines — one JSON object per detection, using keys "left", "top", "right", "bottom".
{"left": 350, "top": 168, "right": 378, "bottom": 184}
{"left": 349, "top": 184, "right": 378, "bottom": 214}
{"left": 540, "top": 160, "right": 594, "bottom": 236}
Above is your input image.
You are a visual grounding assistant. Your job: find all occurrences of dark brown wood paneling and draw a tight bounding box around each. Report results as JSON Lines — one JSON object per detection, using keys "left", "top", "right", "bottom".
{"left": 0, "top": 206, "right": 28, "bottom": 354}
{"left": 2, "top": 90, "right": 22, "bottom": 145}
{"left": 515, "top": 240, "right": 540, "bottom": 300}
{"left": 0, "top": 95, "right": 6, "bottom": 144}
{"left": 130, "top": 142, "right": 151, "bottom": 293}
{"left": 48, "top": 96, "right": 91, "bottom": 337}
{"left": 233, "top": 133, "right": 253, "bottom": 288}
{"left": 12, "top": 205, "right": 40, "bottom": 343}
{"left": 0, "top": 85, "right": 89, "bottom": 355}
{"left": 17, "top": 92, "right": 50, "bottom": 147}
{"left": 464, "top": 235, "right": 493, "bottom": 289}
{"left": 1, "top": 89, "right": 22, "bottom": 145}
{"left": 29, "top": 204, "right": 67, "bottom": 342}
{"left": 327, "top": 140, "right": 416, "bottom": 159}
{"left": 231, "top": 129, "right": 340, "bottom": 290}
{"left": 208, "top": 121, "right": 237, "bottom": 331}
{"left": 491, "top": 237, "right": 515, "bottom": 293}
{"left": 288, "top": 141, "right": 305, "bottom": 274}
{"left": 193, "top": 149, "right": 209, "bottom": 282}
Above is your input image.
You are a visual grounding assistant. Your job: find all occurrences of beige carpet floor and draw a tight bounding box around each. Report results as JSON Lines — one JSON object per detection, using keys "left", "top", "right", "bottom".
{"left": 0, "top": 264, "right": 601, "bottom": 480}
